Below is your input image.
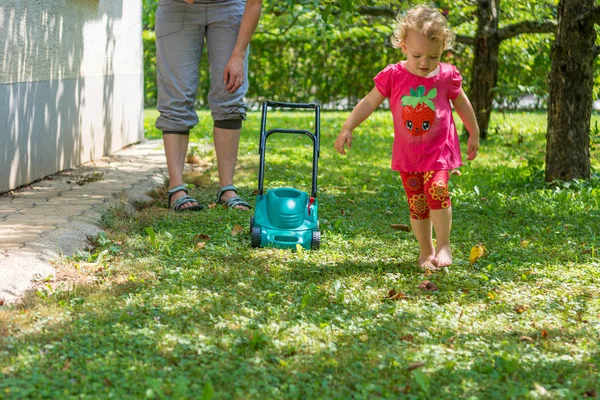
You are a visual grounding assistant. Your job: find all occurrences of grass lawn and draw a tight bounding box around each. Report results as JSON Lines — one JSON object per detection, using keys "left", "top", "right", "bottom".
{"left": 1, "top": 108, "right": 600, "bottom": 399}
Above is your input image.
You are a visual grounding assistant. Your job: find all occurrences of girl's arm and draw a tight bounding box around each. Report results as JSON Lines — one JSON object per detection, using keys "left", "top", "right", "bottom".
{"left": 335, "top": 87, "right": 386, "bottom": 155}
{"left": 452, "top": 89, "right": 480, "bottom": 160}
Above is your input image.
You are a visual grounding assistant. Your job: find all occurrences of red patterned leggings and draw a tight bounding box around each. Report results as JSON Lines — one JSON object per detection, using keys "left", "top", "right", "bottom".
{"left": 399, "top": 170, "right": 451, "bottom": 220}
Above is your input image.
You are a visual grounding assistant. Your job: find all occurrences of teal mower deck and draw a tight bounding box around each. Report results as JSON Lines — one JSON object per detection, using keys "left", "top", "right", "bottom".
{"left": 250, "top": 101, "right": 321, "bottom": 250}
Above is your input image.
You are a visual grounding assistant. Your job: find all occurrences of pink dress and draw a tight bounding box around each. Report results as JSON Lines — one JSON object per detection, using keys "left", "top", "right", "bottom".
{"left": 374, "top": 62, "right": 463, "bottom": 172}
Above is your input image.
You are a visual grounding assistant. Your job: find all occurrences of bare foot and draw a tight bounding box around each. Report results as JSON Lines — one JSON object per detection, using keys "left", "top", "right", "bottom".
{"left": 419, "top": 251, "right": 435, "bottom": 269}
{"left": 420, "top": 260, "right": 440, "bottom": 271}
{"left": 432, "top": 244, "right": 452, "bottom": 267}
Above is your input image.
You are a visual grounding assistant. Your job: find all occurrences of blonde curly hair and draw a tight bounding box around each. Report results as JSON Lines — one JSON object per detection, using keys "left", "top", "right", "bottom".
{"left": 391, "top": 5, "right": 455, "bottom": 51}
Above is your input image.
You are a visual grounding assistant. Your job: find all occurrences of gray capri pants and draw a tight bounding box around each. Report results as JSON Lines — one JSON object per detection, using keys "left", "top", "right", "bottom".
{"left": 155, "top": 0, "right": 248, "bottom": 132}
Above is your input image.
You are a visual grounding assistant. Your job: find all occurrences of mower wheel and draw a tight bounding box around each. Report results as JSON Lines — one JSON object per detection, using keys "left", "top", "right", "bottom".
{"left": 251, "top": 227, "right": 261, "bottom": 248}
{"left": 249, "top": 217, "right": 255, "bottom": 235}
{"left": 311, "top": 230, "right": 321, "bottom": 250}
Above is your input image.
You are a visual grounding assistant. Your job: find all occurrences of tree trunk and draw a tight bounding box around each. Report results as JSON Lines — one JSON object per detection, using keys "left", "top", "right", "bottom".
{"left": 469, "top": 0, "right": 500, "bottom": 140}
{"left": 545, "top": 0, "right": 596, "bottom": 181}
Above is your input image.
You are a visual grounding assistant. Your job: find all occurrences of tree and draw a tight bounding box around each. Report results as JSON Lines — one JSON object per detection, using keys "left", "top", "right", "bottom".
{"left": 545, "top": 0, "right": 600, "bottom": 181}
{"left": 459, "top": 0, "right": 556, "bottom": 139}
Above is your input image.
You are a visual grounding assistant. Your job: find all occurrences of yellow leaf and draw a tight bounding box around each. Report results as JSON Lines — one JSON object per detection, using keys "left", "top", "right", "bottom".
{"left": 469, "top": 244, "right": 485, "bottom": 265}
{"left": 514, "top": 304, "right": 527, "bottom": 313}
{"left": 231, "top": 224, "right": 244, "bottom": 236}
{"left": 521, "top": 240, "right": 529, "bottom": 247}
{"left": 296, "top": 243, "right": 303, "bottom": 253}
{"left": 196, "top": 242, "right": 206, "bottom": 249}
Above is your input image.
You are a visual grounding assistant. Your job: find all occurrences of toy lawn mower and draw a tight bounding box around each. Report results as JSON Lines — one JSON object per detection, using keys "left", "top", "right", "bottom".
{"left": 250, "top": 101, "right": 321, "bottom": 250}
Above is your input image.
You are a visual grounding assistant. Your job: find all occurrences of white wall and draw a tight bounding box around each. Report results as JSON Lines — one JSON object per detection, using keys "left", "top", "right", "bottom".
{"left": 0, "top": 0, "right": 144, "bottom": 193}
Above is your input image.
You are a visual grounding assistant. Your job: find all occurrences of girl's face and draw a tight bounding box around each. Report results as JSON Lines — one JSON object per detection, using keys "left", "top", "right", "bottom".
{"left": 401, "top": 30, "right": 444, "bottom": 77}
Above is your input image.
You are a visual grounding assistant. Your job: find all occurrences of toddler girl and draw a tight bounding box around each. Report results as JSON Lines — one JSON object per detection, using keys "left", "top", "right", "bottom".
{"left": 335, "top": 5, "right": 480, "bottom": 268}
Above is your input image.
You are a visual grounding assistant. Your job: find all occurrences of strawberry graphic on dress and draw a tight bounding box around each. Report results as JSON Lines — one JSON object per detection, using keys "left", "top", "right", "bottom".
{"left": 401, "top": 86, "right": 437, "bottom": 136}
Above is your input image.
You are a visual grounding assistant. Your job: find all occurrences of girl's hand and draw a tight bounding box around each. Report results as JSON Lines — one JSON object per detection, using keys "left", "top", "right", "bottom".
{"left": 335, "top": 129, "right": 353, "bottom": 155}
{"left": 467, "top": 135, "right": 479, "bottom": 160}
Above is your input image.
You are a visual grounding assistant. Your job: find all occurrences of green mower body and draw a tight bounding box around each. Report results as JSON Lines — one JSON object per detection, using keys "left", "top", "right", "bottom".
{"left": 250, "top": 101, "right": 321, "bottom": 250}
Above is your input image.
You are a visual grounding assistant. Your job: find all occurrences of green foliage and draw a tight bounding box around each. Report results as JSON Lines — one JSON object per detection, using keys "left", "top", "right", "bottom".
{"left": 141, "top": 0, "right": 577, "bottom": 110}
{"left": 496, "top": 33, "right": 553, "bottom": 109}
{"left": 142, "top": 30, "right": 157, "bottom": 107}
{"left": 1, "top": 110, "right": 599, "bottom": 398}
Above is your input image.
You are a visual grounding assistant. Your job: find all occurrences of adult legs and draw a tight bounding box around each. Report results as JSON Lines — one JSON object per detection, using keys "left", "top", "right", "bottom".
{"left": 163, "top": 133, "right": 201, "bottom": 209}
{"left": 214, "top": 126, "right": 240, "bottom": 190}
{"left": 155, "top": 3, "right": 205, "bottom": 209}
{"left": 206, "top": 2, "right": 249, "bottom": 209}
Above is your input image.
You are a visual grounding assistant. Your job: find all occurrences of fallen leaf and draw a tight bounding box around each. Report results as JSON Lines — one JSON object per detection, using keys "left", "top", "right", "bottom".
{"left": 584, "top": 389, "right": 597, "bottom": 398}
{"left": 514, "top": 304, "right": 527, "bottom": 313}
{"left": 400, "top": 334, "right": 414, "bottom": 342}
{"left": 391, "top": 223, "right": 411, "bottom": 232}
{"left": 196, "top": 242, "right": 206, "bottom": 249}
{"left": 208, "top": 203, "right": 217, "bottom": 209}
{"left": 519, "top": 336, "right": 534, "bottom": 342}
{"left": 186, "top": 155, "right": 201, "bottom": 165}
{"left": 407, "top": 362, "right": 425, "bottom": 370}
{"left": 195, "top": 233, "right": 211, "bottom": 241}
{"left": 469, "top": 244, "right": 485, "bottom": 265}
{"left": 385, "top": 289, "right": 406, "bottom": 301}
{"left": 231, "top": 224, "right": 244, "bottom": 236}
{"left": 541, "top": 329, "right": 548, "bottom": 339}
{"left": 340, "top": 209, "right": 346, "bottom": 216}
{"left": 0, "top": 299, "right": 4, "bottom": 306}
{"left": 418, "top": 281, "right": 438, "bottom": 292}
{"left": 384, "top": 210, "right": 394, "bottom": 215}
{"left": 521, "top": 240, "right": 529, "bottom": 247}
{"left": 359, "top": 334, "right": 369, "bottom": 342}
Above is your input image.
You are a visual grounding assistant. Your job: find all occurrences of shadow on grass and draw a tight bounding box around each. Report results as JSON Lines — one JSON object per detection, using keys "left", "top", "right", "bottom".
{"left": 2, "top": 111, "right": 600, "bottom": 398}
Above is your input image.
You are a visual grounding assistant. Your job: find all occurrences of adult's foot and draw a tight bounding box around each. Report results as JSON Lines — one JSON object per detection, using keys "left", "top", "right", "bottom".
{"left": 220, "top": 190, "right": 249, "bottom": 210}
{"left": 168, "top": 187, "right": 203, "bottom": 212}
{"left": 216, "top": 185, "right": 251, "bottom": 211}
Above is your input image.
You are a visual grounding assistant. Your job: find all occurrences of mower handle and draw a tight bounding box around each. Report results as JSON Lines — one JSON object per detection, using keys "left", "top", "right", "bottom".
{"left": 258, "top": 101, "right": 321, "bottom": 198}
{"left": 264, "top": 101, "right": 318, "bottom": 109}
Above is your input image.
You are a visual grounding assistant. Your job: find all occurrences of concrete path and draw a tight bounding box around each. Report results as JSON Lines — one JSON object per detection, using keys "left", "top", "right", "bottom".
{"left": 0, "top": 140, "right": 167, "bottom": 303}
